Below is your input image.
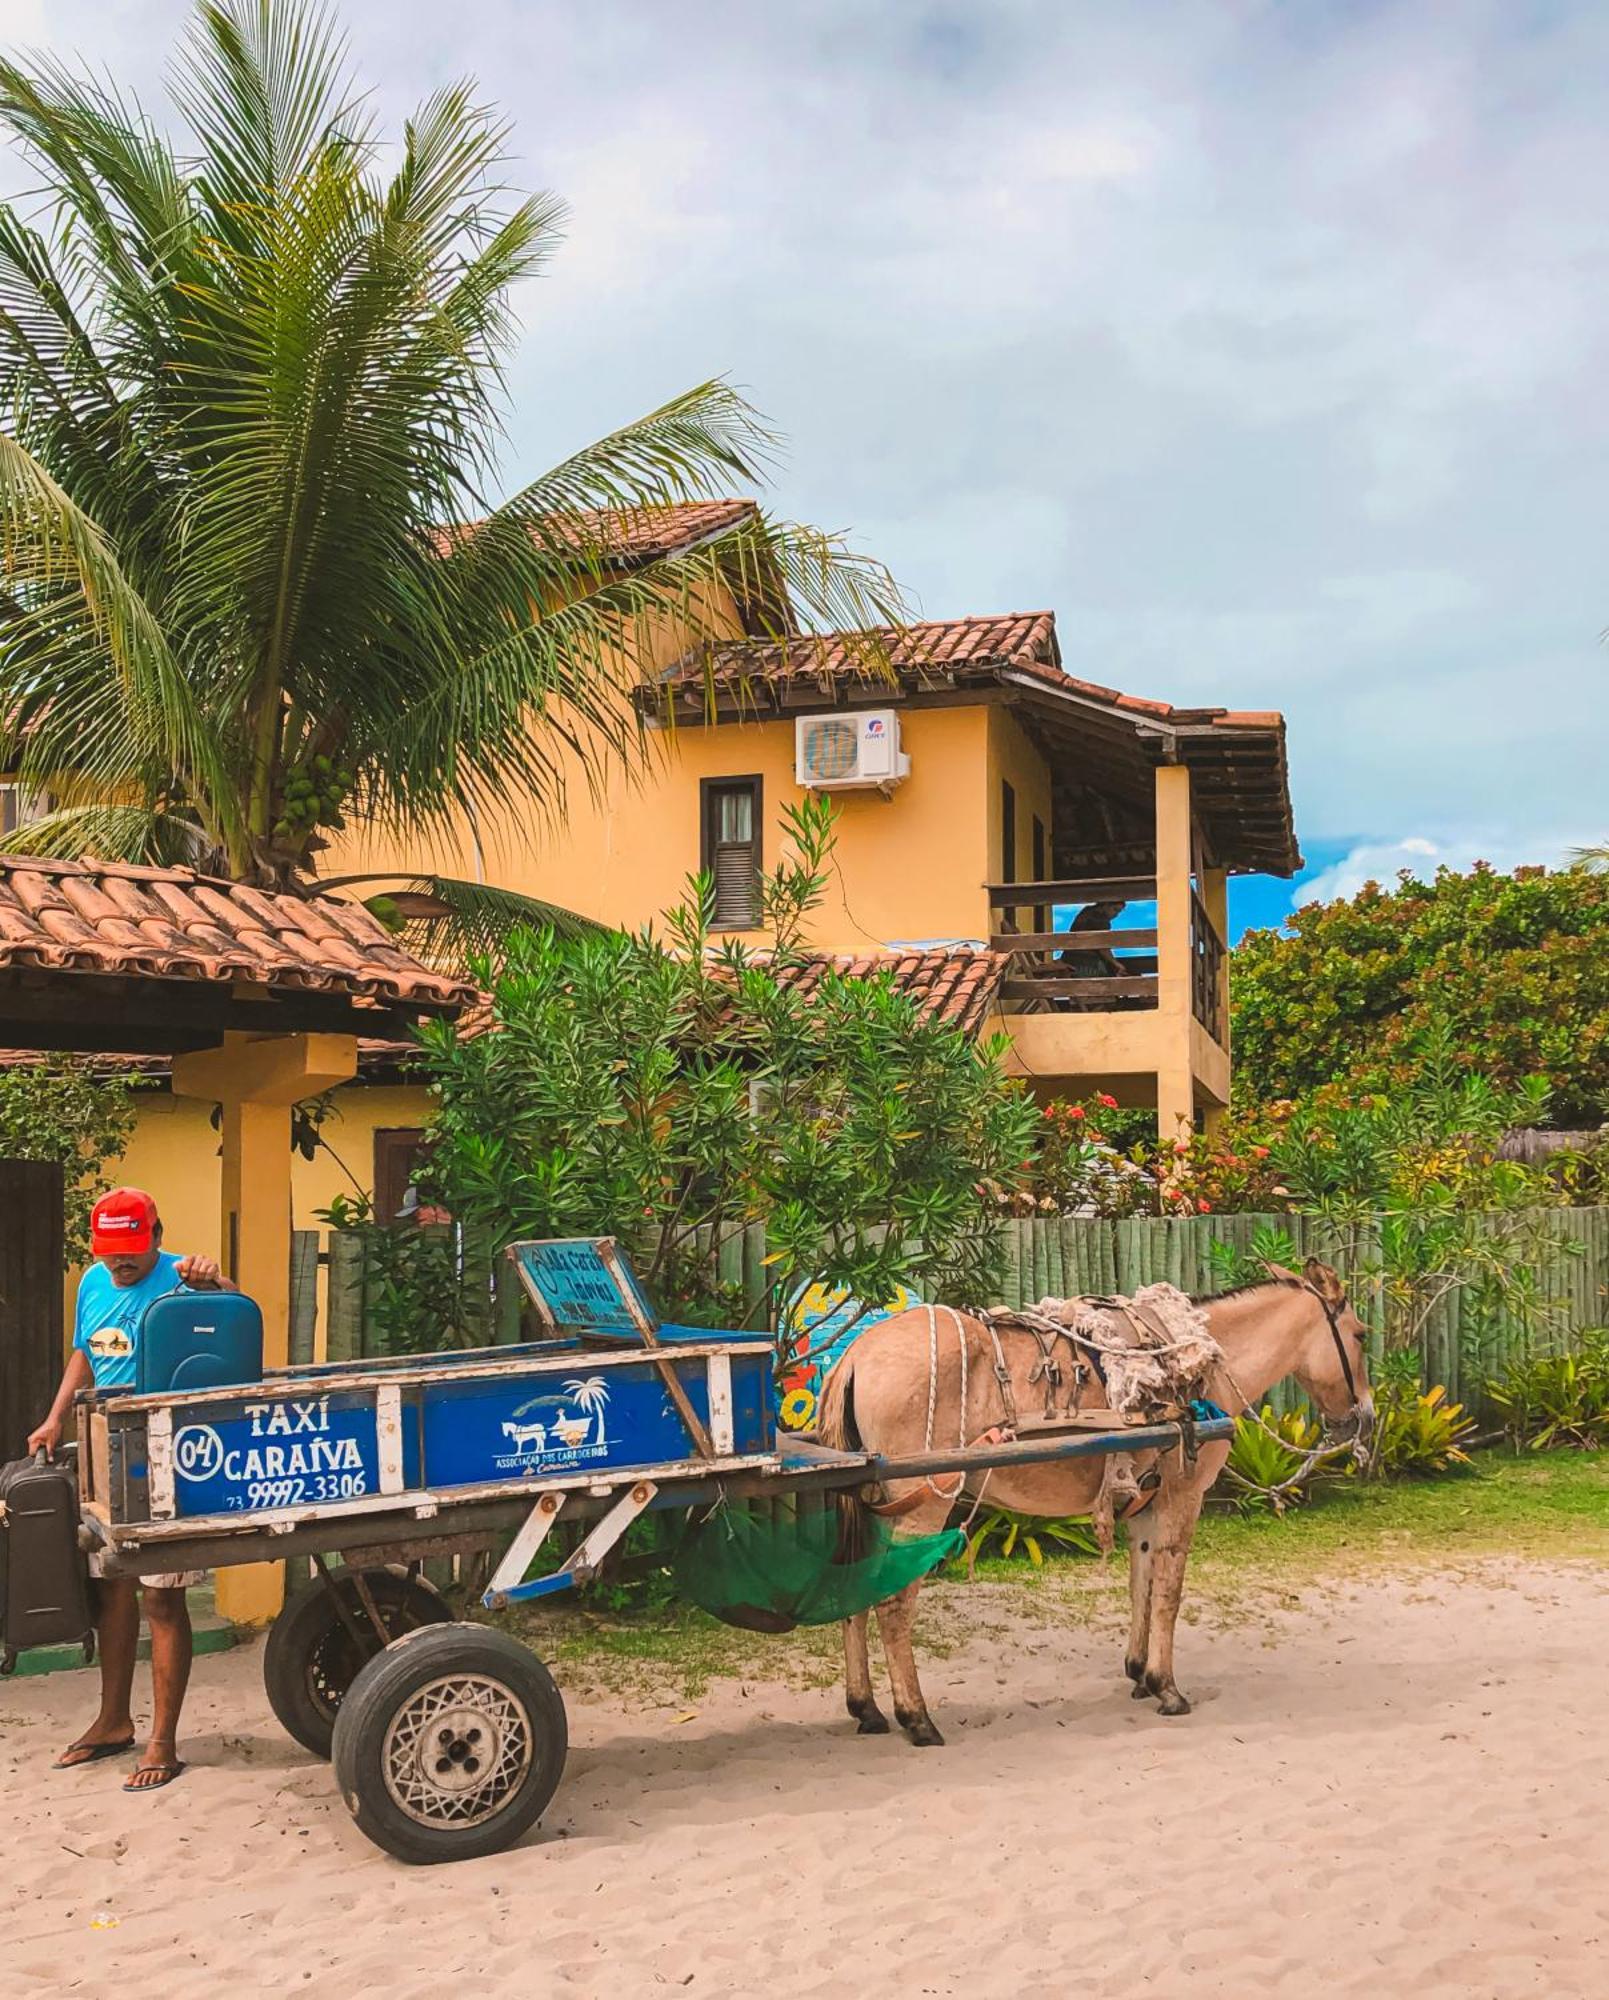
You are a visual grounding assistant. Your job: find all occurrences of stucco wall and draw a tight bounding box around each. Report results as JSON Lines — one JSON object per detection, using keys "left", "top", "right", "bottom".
{"left": 333, "top": 701, "right": 1007, "bottom": 951}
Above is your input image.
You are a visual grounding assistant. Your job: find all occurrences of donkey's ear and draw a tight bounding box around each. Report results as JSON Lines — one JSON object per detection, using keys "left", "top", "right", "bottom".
{"left": 1303, "top": 1257, "right": 1345, "bottom": 1306}
{"left": 1260, "top": 1260, "right": 1301, "bottom": 1285}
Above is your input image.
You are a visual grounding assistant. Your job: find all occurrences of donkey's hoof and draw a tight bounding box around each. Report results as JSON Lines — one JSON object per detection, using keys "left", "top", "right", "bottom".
{"left": 851, "top": 1703, "right": 891, "bottom": 1736}
{"left": 1156, "top": 1688, "right": 1192, "bottom": 1718}
{"left": 1123, "top": 1656, "right": 1145, "bottom": 1684}
{"left": 1130, "top": 1680, "right": 1151, "bottom": 1701}
{"left": 899, "top": 1713, "right": 945, "bottom": 1748}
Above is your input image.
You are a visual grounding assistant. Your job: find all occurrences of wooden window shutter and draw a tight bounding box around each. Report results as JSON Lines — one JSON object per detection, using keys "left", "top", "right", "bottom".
{"left": 703, "top": 779, "right": 762, "bottom": 929}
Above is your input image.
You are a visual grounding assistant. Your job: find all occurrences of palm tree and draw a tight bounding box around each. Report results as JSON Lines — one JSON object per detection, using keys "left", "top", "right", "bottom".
{"left": 0, "top": 0, "right": 901, "bottom": 911}
{"left": 563, "top": 1376, "right": 611, "bottom": 1446}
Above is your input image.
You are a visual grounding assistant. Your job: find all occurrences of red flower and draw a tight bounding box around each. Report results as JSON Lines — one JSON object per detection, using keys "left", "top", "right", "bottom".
{"left": 1068, "top": 1104, "right": 1085, "bottom": 1119}
{"left": 1097, "top": 1092, "right": 1118, "bottom": 1109}
{"left": 1198, "top": 1198, "right": 1212, "bottom": 1213}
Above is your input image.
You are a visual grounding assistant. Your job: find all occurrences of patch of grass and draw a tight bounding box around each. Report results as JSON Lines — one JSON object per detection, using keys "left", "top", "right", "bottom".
{"left": 492, "top": 1451, "right": 1609, "bottom": 1701}
{"left": 1192, "top": 1447, "right": 1609, "bottom": 1575}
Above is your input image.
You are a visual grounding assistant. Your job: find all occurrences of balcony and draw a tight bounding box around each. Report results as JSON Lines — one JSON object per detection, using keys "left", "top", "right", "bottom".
{"left": 987, "top": 876, "right": 1225, "bottom": 1043}
{"left": 984, "top": 868, "right": 1229, "bottom": 1128}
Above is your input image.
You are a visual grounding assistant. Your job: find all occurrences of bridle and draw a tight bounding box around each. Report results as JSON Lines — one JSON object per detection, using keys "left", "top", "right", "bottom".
{"left": 1305, "top": 1280, "right": 1365, "bottom": 1417}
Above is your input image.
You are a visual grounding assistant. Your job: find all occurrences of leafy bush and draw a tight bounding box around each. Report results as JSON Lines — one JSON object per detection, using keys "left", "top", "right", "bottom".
{"left": 317, "top": 1193, "right": 489, "bottom": 1355}
{"left": 1487, "top": 1332, "right": 1609, "bottom": 1450}
{"left": 1368, "top": 1383, "right": 1477, "bottom": 1476}
{"left": 1232, "top": 863, "right": 1609, "bottom": 1127}
{"left": 417, "top": 797, "right": 1040, "bottom": 1346}
{"left": 1222, "top": 1405, "right": 1328, "bottom": 1513}
{"left": 957, "top": 1508, "right": 1101, "bottom": 1570}
{"left": 0, "top": 1058, "right": 141, "bottom": 1266}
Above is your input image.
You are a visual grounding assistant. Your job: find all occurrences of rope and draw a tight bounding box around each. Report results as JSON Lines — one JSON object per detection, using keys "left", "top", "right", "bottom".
{"left": 920, "top": 1305, "right": 969, "bottom": 1505}
{"left": 1214, "top": 1358, "right": 1367, "bottom": 1496}
{"left": 985, "top": 1302, "right": 1217, "bottom": 1363}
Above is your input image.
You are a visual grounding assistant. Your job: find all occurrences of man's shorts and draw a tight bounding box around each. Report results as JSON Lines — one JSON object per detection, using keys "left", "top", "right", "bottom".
{"left": 143, "top": 1570, "right": 206, "bottom": 1591}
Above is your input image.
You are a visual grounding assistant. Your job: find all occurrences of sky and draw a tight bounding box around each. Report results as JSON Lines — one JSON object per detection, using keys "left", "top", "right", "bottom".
{"left": 4, "top": 0, "right": 1606, "bottom": 940}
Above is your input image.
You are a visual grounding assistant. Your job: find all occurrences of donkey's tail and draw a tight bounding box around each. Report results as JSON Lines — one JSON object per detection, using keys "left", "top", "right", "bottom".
{"left": 815, "top": 1349, "right": 861, "bottom": 1453}
{"left": 814, "top": 1353, "right": 877, "bottom": 1568}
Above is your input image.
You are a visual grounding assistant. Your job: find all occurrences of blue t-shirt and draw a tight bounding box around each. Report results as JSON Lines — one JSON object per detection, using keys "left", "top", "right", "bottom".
{"left": 74, "top": 1252, "right": 184, "bottom": 1391}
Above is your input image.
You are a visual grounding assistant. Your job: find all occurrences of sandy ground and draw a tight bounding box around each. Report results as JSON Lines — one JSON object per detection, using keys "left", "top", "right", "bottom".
{"left": 4, "top": 1559, "right": 1608, "bottom": 1999}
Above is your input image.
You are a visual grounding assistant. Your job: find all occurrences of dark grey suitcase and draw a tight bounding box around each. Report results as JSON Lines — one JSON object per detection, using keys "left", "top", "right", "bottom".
{"left": 0, "top": 1451, "right": 93, "bottom": 1673}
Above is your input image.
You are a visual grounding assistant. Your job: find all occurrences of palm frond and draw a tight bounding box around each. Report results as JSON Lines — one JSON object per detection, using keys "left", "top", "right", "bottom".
{"left": 324, "top": 871, "right": 607, "bottom": 972}
{"left": 0, "top": 1, "right": 905, "bottom": 890}
{"left": 0, "top": 803, "right": 206, "bottom": 866}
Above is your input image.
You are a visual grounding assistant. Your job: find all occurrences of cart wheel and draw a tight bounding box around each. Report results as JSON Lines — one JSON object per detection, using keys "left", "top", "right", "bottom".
{"left": 263, "top": 1567, "right": 451, "bottom": 1760}
{"left": 332, "top": 1623, "right": 568, "bottom": 1866}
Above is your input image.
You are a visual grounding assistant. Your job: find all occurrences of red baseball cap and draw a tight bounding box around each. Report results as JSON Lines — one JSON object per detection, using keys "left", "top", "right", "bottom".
{"left": 91, "top": 1187, "right": 159, "bottom": 1258}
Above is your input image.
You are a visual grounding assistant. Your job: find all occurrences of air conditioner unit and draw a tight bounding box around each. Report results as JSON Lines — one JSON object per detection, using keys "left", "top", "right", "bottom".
{"left": 794, "top": 709, "right": 910, "bottom": 793}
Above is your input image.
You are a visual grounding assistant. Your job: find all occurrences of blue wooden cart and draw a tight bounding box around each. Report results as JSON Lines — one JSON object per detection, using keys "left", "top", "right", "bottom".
{"left": 77, "top": 1238, "right": 1230, "bottom": 1865}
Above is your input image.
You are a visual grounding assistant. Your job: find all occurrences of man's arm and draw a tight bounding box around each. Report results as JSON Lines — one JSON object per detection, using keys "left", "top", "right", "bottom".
{"left": 175, "top": 1254, "right": 237, "bottom": 1293}
{"left": 26, "top": 1347, "right": 93, "bottom": 1457}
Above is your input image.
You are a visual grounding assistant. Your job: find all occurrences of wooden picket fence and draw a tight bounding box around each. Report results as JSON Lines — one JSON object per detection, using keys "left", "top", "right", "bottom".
{"left": 289, "top": 1206, "right": 1609, "bottom": 1419}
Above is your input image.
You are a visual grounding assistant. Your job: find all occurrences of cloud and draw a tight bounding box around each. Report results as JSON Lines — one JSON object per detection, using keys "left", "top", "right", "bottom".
{"left": 1300, "top": 831, "right": 1597, "bottom": 907}
{"left": 4, "top": 0, "right": 1606, "bottom": 873}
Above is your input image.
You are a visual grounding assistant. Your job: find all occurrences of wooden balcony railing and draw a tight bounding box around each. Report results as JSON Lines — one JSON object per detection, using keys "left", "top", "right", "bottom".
{"left": 1189, "top": 887, "right": 1226, "bottom": 1043}
{"left": 986, "top": 875, "right": 1228, "bottom": 1047}
{"left": 987, "top": 877, "right": 1159, "bottom": 1012}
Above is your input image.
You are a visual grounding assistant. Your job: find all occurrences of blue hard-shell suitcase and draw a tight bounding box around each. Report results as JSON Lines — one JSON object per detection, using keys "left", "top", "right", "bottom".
{"left": 136, "top": 1289, "right": 265, "bottom": 1395}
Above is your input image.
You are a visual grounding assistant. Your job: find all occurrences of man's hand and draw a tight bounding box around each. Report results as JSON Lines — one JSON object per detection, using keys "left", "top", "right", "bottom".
{"left": 26, "top": 1414, "right": 62, "bottom": 1457}
{"left": 177, "top": 1253, "right": 223, "bottom": 1289}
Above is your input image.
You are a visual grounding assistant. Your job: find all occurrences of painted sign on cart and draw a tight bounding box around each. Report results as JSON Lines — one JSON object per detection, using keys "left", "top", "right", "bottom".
{"left": 421, "top": 1351, "right": 770, "bottom": 1488}
{"left": 169, "top": 1393, "right": 421, "bottom": 1516}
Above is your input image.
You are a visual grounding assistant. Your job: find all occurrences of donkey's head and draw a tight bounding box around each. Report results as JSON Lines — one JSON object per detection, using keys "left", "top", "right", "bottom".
{"left": 1283, "top": 1257, "right": 1374, "bottom": 1446}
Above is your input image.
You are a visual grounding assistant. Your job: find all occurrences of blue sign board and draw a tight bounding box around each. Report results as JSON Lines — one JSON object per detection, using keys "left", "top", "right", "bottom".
{"left": 419, "top": 1352, "right": 771, "bottom": 1489}
{"left": 169, "top": 1390, "right": 422, "bottom": 1518}
{"left": 509, "top": 1237, "right": 658, "bottom": 1337}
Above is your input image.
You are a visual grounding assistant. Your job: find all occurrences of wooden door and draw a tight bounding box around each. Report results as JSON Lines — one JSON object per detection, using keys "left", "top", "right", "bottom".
{"left": 0, "top": 1159, "right": 64, "bottom": 1460}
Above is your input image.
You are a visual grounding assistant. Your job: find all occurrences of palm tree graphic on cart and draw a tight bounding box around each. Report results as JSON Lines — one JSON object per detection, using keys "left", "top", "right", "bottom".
{"left": 558, "top": 1378, "right": 610, "bottom": 1449}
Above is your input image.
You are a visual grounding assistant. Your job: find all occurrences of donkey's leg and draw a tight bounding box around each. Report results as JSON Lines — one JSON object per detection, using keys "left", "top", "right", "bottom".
{"left": 1124, "top": 1521, "right": 1156, "bottom": 1692}
{"left": 843, "top": 1612, "right": 889, "bottom": 1734}
{"left": 873, "top": 1580, "right": 943, "bottom": 1746}
{"left": 1139, "top": 1476, "right": 1212, "bottom": 1717}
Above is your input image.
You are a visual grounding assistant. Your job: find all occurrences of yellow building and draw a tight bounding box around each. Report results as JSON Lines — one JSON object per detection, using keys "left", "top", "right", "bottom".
{"left": 106, "top": 500, "right": 1300, "bottom": 1252}
{"left": 334, "top": 505, "right": 1299, "bottom": 1139}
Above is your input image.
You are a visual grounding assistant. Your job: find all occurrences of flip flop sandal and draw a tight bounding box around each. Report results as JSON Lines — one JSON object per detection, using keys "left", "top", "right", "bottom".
{"left": 124, "top": 1760, "right": 186, "bottom": 1793}
{"left": 54, "top": 1737, "right": 136, "bottom": 1769}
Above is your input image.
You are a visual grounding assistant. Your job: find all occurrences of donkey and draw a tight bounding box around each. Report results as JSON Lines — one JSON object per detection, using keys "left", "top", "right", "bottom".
{"left": 815, "top": 1260, "right": 1373, "bottom": 1745}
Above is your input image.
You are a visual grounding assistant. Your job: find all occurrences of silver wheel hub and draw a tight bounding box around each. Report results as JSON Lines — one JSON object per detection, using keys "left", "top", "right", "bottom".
{"left": 382, "top": 1673, "right": 533, "bottom": 1828}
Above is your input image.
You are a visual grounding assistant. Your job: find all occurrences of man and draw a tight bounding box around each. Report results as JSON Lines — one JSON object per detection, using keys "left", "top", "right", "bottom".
{"left": 27, "top": 1187, "right": 234, "bottom": 1794}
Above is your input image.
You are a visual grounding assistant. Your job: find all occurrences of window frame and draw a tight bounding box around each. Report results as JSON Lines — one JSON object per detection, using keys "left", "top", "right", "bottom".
{"left": 699, "top": 774, "right": 765, "bottom": 932}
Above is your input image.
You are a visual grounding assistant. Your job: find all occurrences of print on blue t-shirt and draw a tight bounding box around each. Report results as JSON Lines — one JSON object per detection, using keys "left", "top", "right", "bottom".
{"left": 74, "top": 1251, "right": 185, "bottom": 1391}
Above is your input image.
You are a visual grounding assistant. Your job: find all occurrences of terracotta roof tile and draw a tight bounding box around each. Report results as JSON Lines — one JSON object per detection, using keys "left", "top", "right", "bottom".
{"left": 434, "top": 500, "right": 759, "bottom": 567}
{"left": 735, "top": 945, "right": 1005, "bottom": 1035}
{"left": 661, "top": 612, "right": 1060, "bottom": 697}
{"left": 0, "top": 858, "right": 473, "bottom": 1012}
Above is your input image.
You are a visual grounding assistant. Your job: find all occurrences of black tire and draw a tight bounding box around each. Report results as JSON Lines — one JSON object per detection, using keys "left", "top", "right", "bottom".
{"left": 263, "top": 1567, "right": 451, "bottom": 1760}
{"left": 331, "top": 1622, "right": 568, "bottom": 1866}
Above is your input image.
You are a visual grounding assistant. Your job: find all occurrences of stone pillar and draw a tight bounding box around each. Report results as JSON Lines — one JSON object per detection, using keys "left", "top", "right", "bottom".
{"left": 171, "top": 1030, "right": 358, "bottom": 1625}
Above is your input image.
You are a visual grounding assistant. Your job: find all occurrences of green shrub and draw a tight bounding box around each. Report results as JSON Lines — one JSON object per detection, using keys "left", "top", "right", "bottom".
{"left": 1222, "top": 1405, "right": 1327, "bottom": 1513}
{"left": 1231, "top": 863, "right": 1609, "bottom": 1126}
{"left": 957, "top": 1508, "right": 1100, "bottom": 1571}
{"left": 1368, "top": 1382, "right": 1477, "bottom": 1476}
{"left": 1487, "top": 1332, "right": 1609, "bottom": 1450}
